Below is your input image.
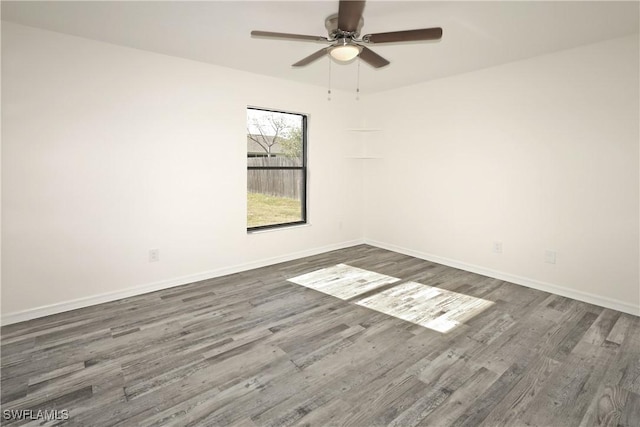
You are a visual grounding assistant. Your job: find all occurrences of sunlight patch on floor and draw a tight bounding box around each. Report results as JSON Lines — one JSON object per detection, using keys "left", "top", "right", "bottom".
{"left": 355, "top": 281, "right": 494, "bottom": 333}
{"left": 288, "top": 264, "right": 494, "bottom": 333}
{"left": 287, "top": 263, "right": 400, "bottom": 300}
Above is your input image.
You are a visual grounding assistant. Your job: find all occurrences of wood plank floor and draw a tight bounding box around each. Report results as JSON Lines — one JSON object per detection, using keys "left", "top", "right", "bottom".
{"left": 1, "top": 245, "right": 639, "bottom": 426}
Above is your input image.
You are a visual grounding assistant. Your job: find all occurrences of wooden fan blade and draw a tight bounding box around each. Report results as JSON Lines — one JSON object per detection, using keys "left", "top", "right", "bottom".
{"left": 251, "top": 30, "right": 328, "bottom": 43}
{"left": 338, "top": 0, "right": 366, "bottom": 32}
{"left": 292, "top": 48, "right": 329, "bottom": 67}
{"left": 364, "top": 28, "right": 443, "bottom": 44}
{"left": 358, "top": 46, "right": 390, "bottom": 68}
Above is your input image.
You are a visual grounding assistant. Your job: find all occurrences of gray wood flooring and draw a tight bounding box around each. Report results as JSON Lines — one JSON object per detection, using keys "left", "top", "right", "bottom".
{"left": 1, "top": 245, "right": 639, "bottom": 426}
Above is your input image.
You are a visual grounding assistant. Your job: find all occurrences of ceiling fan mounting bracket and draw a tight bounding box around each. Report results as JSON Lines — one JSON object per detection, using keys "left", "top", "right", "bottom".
{"left": 325, "top": 13, "right": 363, "bottom": 40}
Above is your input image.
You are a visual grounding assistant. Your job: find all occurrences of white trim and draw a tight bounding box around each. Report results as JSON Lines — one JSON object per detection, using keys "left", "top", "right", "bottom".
{"left": 247, "top": 223, "right": 311, "bottom": 234}
{"left": 1, "top": 239, "right": 365, "bottom": 326}
{"left": 5, "top": 237, "right": 637, "bottom": 325}
{"left": 365, "top": 239, "right": 640, "bottom": 317}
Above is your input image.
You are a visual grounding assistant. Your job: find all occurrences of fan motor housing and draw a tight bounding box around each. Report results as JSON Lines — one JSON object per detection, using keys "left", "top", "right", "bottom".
{"left": 325, "top": 13, "right": 364, "bottom": 39}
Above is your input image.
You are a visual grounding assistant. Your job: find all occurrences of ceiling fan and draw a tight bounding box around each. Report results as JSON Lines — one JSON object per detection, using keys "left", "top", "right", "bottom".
{"left": 251, "top": 0, "right": 443, "bottom": 69}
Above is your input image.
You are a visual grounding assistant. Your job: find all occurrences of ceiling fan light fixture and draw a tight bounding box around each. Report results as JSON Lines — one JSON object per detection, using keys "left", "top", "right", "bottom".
{"left": 329, "top": 39, "right": 361, "bottom": 62}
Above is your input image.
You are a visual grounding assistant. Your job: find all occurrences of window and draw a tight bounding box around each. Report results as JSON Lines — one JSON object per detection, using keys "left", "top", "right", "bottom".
{"left": 247, "top": 107, "right": 307, "bottom": 231}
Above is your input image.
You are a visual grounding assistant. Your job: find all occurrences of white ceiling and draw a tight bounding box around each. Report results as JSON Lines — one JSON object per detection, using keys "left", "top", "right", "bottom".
{"left": 2, "top": 1, "right": 639, "bottom": 93}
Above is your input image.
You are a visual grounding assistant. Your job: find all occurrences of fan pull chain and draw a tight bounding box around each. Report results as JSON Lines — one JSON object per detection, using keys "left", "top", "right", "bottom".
{"left": 327, "top": 58, "right": 332, "bottom": 101}
{"left": 356, "top": 59, "right": 361, "bottom": 101}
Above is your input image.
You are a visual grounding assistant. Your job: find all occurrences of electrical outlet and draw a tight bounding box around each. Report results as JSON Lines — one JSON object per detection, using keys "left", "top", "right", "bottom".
{"left": 149, "top": 248, "right": 159, "bottom": 262}
{"left": 493, "top": 241, "right": 503, "bottom": 254}
{"left": 545, "top": 250, "right": 556, "bottom": 264}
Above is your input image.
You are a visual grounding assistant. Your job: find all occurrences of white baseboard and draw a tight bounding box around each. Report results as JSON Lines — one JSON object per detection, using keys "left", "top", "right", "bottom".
{"left": 4, "top": 238, "right": 637, "bottom": 325}
{"left": 365, "top": 239, "right": 640, "bottom": 317}
{"left": 1, "top": 239, "right": 365, "bottom": 326}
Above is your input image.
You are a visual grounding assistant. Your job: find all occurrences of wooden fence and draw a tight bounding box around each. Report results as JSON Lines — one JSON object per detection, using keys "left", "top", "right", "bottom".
{"left": 247, "top": 157, "right": 302, "bottom": 200}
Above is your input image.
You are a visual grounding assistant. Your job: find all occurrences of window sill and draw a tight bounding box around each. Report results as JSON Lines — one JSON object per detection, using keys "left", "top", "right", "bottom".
{"left": 247, "top": 223, "right": 311, "bottom": 234}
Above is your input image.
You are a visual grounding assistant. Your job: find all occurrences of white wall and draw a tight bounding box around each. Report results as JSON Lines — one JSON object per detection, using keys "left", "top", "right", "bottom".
{"left": 3, "top": 22, "right": 638, "bottom": 323}
{"left": 363, "top": 35, "right": 640, "bottom": 313}
{"left": 1, "top": 22, "right": 364, "bottom": 320}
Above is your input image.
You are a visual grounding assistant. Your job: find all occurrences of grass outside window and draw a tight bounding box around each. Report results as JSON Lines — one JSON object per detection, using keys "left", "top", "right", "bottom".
{"left": 247, "top": 192, "right": 302, "bottom": 228}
